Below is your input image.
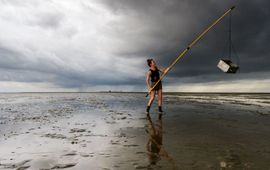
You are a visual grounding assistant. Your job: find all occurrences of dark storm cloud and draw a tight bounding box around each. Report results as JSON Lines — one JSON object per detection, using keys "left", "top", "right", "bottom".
{"left": 0, "top": 45, "right": 140, "bottom": 88}
{"left": 99, "top": 0, "right": 270, "bottom": 78}
{"left": 0, "top": 0, "right": 269, "bottom": 92}
{"left": 0, "top": 45, "right": 65, "bottom": 74}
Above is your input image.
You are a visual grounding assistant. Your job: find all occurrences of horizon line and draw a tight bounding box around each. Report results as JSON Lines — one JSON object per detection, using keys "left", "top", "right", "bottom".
{"left": 0, "top": 91, "right": 269, "bottom": 94}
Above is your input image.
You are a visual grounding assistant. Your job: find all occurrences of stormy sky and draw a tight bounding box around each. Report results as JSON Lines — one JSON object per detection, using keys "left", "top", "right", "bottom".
{"left": 0, "top": 0, "right": 269, "bottom": 92}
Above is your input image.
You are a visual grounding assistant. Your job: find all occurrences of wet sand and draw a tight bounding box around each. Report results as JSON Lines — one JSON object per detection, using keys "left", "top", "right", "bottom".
{"left": 0, "top": 92, "right": 270, "bottom": 170}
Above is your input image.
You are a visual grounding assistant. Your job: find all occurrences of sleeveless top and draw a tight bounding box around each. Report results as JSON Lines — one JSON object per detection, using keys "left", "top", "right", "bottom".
{"left": 149, "top": 67, "right": 160, "bottom": 82}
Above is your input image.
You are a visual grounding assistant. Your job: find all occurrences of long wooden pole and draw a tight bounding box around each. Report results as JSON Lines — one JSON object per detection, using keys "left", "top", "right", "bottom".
{"left": 146, "top": 6, "right": 235, "bottom": 97}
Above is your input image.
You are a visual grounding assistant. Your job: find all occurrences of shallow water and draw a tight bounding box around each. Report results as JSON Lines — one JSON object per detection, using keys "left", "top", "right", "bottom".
{"left": 0, "top": 93, "right": 269, "bottom": 170}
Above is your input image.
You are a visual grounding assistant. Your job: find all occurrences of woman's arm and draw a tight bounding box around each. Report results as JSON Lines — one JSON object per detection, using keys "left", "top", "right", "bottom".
{"left": 157, "top": 66, "right": 169, "bottom": 74}
{"left": 146, "top": 71, "right": 151, "bottom": 89}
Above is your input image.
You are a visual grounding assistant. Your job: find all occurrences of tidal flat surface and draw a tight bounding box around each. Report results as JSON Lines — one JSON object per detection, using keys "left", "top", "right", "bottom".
{"left": 0, "top": 92, "right": 269, "bottom": 170}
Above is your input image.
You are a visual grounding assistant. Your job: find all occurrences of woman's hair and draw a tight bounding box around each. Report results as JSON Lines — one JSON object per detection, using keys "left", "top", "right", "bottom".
{"left": 147, "top": 58, "right": 153, "bottom": 67}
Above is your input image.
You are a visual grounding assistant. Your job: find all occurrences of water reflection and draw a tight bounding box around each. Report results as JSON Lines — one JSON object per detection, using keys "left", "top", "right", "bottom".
{"left": 146, "top": 113, "right": 163, "bottom": 165}
{"left": 146, "top": 113, "right": 179, "bottom": 169}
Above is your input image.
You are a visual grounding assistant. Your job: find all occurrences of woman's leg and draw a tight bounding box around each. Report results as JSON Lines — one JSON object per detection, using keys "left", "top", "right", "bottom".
{"left": 147, "top": 91, "right": 156, "bottom": 106}
{"left": 158, "top": 89, "right": 162, "bottom": 107}
{"left": 146, "top": 91, "right": 156, "bottom": 113}
{"left": 158, "top": 89, "right": 163, "bottom": 112}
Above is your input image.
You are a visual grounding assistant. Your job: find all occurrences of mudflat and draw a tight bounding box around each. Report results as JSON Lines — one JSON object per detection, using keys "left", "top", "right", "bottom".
{"left": 0, "top": 93, "right": 269, "bottom": 170}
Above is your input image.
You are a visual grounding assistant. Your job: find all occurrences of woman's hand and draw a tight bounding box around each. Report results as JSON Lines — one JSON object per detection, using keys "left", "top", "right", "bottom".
{"left": 158, "top": 66, "right": 169, "bottom": 74}
{"left": 164, "top": 67, "right": 170, "bottom": 73}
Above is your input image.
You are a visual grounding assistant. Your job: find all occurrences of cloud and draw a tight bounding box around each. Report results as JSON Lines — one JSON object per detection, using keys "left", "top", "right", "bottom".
{"left": 98, "top": 0, "right": 270, "bottom": 75}
{"left": 0, "top": 0, "right": 269, "bottom": 92}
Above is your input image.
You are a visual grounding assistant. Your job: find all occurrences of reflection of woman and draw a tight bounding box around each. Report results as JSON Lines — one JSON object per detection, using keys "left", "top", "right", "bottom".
{"left": 146, "top": 113, "right": 163, "bottom": 165}
{"left": 146, "top": 114, "right": 178, "bottom": 169}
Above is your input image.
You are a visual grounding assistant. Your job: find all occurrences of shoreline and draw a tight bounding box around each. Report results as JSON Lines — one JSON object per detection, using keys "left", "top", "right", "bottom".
{"left": 0, "top": 92, "right": 270, "bottom": 94}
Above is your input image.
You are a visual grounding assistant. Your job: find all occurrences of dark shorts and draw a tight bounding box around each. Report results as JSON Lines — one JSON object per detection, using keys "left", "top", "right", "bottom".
{"left": 151, "top": 81, "right": 162, "bottom": 91}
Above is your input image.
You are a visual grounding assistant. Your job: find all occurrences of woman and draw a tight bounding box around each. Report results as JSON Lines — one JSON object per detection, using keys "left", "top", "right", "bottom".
{"left": 146, "top": 58, "right": 168, "bottom": 114}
